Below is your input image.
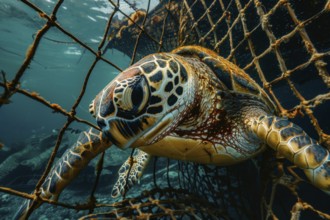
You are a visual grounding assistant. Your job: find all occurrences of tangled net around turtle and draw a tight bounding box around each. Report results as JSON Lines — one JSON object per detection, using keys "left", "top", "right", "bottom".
{"left": 0, "top": 0, "right": 330, "bottom": 219}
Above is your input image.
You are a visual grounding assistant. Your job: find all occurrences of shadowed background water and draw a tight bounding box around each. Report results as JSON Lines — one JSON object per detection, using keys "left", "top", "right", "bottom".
{"left": 0, "top": 0, "right": 159, "bottom": 145}
{"left": 0, "top": 0, "right": 329, "bottom": 219}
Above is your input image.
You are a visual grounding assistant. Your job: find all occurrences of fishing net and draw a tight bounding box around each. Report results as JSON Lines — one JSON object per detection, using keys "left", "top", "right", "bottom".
{"left": 0, "top": 0, "right": 329, "bottom": 219}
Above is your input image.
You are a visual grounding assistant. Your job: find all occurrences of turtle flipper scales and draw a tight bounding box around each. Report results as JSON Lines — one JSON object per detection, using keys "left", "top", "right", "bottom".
{"left": 14, "top": 128, "right": 111, "bottom": 220}
{"left": 251, "top": 115, "right": 330, "bottom": 194}
{"left": 111, "top": 149, "right": 150, "bottom": 198}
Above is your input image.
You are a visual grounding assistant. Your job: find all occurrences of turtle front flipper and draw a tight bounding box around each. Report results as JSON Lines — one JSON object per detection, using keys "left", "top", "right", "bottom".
{"left": 111, "top": 149, "right": 150, "bottom": 198}
{"left": 14, "top": 128, "right": 111, "bottom": 220}
{"left": 251, "top": 115, "right": 330, "bottom": 194}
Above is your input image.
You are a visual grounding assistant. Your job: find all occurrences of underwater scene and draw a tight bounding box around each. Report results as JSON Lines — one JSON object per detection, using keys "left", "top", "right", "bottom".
{"left": 0, "top": 0, "right": 329, "bottom": 219}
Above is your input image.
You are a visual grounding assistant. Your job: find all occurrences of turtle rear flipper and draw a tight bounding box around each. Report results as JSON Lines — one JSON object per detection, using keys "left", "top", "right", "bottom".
{"left": 14, "top": 128, "right": 111, "bottom": 220}
{"left": 251, "top": 115, "right": 330, "bottom": 194}
{"left": 111, "top": 149, "right": 150, "bottom": 198}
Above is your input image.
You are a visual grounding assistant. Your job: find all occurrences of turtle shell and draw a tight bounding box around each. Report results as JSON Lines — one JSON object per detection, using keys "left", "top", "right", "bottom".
{"left": 172, "top": 46, "right": 277, "bottom": 113}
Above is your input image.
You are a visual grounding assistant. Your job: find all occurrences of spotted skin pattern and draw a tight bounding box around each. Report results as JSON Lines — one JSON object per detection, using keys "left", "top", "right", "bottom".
{"left": 15, "top": 46, "right": 330, "bottom": 219}
{"left": 111, "top": 149, "right": 150, "bottom": 198}
{"left": 15, "top": 128, "right": 111, "bottom": 220}
{"left": 251, "top": 115, "right": 330, "bottom": 191}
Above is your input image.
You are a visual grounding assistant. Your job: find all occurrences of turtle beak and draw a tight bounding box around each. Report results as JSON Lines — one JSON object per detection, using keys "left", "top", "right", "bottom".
{"left": 133, "top": 111, "right": 176, "bottom": 146}
{"left": 104, "top": 115, "right": 158, "bottom": 149}
{"left": 104, "top": 112, "right": 175, "bottom": 149}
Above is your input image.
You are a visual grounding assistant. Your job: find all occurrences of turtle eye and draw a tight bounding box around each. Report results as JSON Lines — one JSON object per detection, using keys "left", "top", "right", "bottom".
{"left": 132, "top": 77, "right": 149, "bottom": 112}
{"left": 121, "top": 87, "right": 134, "bottom": 111}
{"left": 116, "top": 75, "right": 149, "bottom": 117}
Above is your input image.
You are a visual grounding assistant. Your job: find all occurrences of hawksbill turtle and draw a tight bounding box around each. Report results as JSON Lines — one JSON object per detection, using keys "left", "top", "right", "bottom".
{"left": 15, "top": 46, "right": 330, "bottom": 219}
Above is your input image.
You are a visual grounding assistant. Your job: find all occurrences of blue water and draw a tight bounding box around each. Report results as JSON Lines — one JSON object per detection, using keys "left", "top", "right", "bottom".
{"left": 0, "top": 1, "right": 158, "bottom": 219}
{"left": 0, "top": 1, "right": 329, "bottom": 219}
{"left": 0, "top": 0, "right": 159, "bottom": 146}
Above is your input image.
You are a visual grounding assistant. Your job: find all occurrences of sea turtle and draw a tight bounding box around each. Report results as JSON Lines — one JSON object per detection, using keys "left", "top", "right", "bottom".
{"left": 15, "top": 46, "right": 330, "bottom": 219}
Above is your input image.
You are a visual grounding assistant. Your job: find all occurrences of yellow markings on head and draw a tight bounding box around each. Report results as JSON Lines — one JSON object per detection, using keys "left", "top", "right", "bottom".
{"left": 108, "top": 121, "right": 132, "bottom": 148}
{"left": 135, "top": 114, "right": 173, "bottom": 146}
{"left": 148, "top": 80, "right": 162, "bottom": 91}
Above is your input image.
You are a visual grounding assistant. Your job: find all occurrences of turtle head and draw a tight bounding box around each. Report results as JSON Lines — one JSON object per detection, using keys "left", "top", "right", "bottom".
{"left": 89, "top": 53, "right": 195, "bottom": 148}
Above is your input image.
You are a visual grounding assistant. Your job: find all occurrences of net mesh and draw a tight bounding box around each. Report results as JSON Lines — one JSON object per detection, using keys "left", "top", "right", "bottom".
{"left": 0, "top": 0, "right": 329, "bottom": 219}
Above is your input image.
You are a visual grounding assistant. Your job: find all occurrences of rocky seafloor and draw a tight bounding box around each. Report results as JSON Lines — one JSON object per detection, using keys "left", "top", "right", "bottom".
{"left": 1, "top": 129, "right": 330, "bottom": 220}
{"left": 0, "top": 129, "right": 182, "bottom": 219}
